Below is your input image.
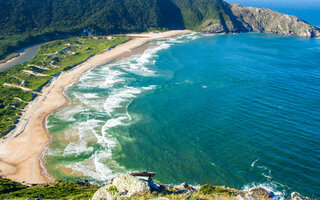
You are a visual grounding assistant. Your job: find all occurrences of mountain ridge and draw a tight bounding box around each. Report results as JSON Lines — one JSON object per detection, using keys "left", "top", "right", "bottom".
{"left": 0, "top": 0, "right": 319, "bottom": 60}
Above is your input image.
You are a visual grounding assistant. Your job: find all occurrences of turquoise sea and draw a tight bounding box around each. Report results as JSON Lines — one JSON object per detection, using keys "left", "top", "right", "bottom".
{"left": 45, "top": 2, "right": 320, "bottom": 198}
{"left": 46, "top": 32, "right": 320, "bottom": 198}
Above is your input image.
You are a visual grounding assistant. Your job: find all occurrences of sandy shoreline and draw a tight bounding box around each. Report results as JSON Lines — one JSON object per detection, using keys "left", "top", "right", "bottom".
{"left": 0, "top": 30, "right": 190, "bottom": 184}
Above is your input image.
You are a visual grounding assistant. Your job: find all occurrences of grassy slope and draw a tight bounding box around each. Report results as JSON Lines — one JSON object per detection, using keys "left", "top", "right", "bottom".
{"left": 0, "top": 177, "right": 99, "bottom": 200}
{"left": 0, "top": 36, "right": 130, "bottom": 136}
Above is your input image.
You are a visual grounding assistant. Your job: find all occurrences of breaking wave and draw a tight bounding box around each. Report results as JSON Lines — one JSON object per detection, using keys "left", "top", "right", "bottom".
{"left": 46, "top": 32, "right": 204, "bottom": 182}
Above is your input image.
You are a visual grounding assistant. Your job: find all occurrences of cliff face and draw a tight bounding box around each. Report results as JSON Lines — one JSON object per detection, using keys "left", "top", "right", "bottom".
{"left": 0, "top": 174, "right": 313, "bottom": 199}
{"left": 91, "top": 174, "right": 312, "bottom": 200}
{"left": 200, "top": 2, "right": 320, "bottom": 38}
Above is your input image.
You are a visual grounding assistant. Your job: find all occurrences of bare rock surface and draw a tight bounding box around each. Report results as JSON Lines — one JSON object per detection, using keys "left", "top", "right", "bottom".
{"left": 92, "top": 173, "right": 312, "bottom": 200}
{"left": 92, "top": 174, "right": 151, "bottom": 200}
{"left": 291, "top": 192, "right": 311, "bottom": 200}
{"left": 200, "top": 2, "right": 320, "bottom": 38}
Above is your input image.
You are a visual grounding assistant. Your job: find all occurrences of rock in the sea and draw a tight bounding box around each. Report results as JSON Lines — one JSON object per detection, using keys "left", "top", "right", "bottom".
{"left": 291, "top": 192, "right": 311, "bottom": 200}
{"left": 249, "top": 187, "right": 271, "bottom": 199}
{"left": 92, "top": 174, "right": 152, "bottom": 200}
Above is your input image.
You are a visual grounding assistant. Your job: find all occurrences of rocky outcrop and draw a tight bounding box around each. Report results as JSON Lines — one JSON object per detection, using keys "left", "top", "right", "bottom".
{"left": 230, "top": 4, "right": 320, "bottom": 38}
{"left": 91, "top": 174, "right": 219, "bottom": 200}
{"left": 248, "top": 187, "right": 272, "bottom": 199}
{"left": 291, "top": 192, "right": 311, "bottom": 200}
{"left": 200, "top": 2, "right": 320, "bottom": 38}
{"left": 92, "top": 175, "right": 152, "bottom": 200}
{"left": 93, "top": 173, "right": 310, "bottom": 200}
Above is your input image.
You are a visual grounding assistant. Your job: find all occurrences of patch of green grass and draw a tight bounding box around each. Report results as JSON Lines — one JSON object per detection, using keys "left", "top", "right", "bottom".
{"left": 199, "top": 184, "right": 233, "bottom": 196}
{"left": 107, "top": 185, "right": 118, "bottom": 195}
{"left": 0, "top": 86, "right": 33, "bottom": 135}
{"left": 0, "top": 179, "right": 100, "bottom": 200}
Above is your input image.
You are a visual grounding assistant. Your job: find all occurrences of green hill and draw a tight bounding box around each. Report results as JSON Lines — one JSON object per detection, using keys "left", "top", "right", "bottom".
{"left": 0, "top": 0, "right": 232, "bottom": 59}
{"left": 1, "top": 0, "right": 319, "bottom": 60}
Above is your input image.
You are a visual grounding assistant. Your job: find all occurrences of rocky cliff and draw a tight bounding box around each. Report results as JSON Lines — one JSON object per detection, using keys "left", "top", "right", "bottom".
{"left": 200, "top": 2, "right": 320, "bottom": 38}
{"left": 92, "top": 174, "right": 312, "bottom": 200}
{"left": 0, "top": 173, "right": 313, "bottom": 199}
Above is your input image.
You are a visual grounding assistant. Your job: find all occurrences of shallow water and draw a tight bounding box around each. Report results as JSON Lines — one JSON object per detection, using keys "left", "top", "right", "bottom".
{"left": 46, "top": 33, "right": 320, "bottom": 198}
{"left": 0, "top": 44, "right": 40, "bottom": 71}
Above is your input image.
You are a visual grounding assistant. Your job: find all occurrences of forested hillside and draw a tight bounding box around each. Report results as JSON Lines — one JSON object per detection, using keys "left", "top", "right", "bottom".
{"left": 1, "top": 0, "right": 319, "bottom": 60}
{"left": 0, "top": 0, "right": 229, "bottom": 59}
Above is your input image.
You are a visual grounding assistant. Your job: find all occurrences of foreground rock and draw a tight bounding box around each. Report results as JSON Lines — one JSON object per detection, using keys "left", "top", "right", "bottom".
{"left": 291, "top": 192, "right": 311, "bottom": 200}
{"left": 0, "top": 174, "right": 312, "bottom": 199}
{"left": 200, "top": 2, "right": 320, "bottom": 38}
{"left": 93, "top": 173, "right": 308, "bottom": 200}
{"left": 92, "top": 175, "right": 152, "bottom": 199}
{"left": 92, "top": 174, "right": 207, "bottom": 200}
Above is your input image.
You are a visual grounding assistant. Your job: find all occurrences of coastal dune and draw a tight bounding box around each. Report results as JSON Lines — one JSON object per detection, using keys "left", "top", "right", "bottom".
{"left": 0, "top": 30, "right": 190, "bottom": 184}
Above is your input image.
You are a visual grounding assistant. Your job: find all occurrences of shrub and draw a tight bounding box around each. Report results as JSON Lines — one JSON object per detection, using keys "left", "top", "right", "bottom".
{"left": 107, "top": 185, "right": 118, "bottom": 195}
{"left": 199, "top": 184, "right": 233, "bottom": 196}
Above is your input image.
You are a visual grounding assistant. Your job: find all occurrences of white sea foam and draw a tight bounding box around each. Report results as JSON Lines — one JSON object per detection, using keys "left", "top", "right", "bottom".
{"left": 103, "top": 86, "right": 142, "bottom": 116}
{"left": 46, "top": 124, "right": 54, "bottom": 129}
{"left": 82, "top": 93, "right": 99, "bottom": 99}
{"left": 142, "top": 85, "right": 157, "bottom": 90}
{"left": 111, "top": 40, "right": 176, "bottom": 77}
{"left": 93, "top": 151, "right": 114, "bottom": 180}
{"left": 251, "top": 159, "right": 259, "bottom": 167}
{"left": 78, "top": 67, "right": 126, "bottom": 89}
{"left": 65, "top": 157, "right": 114, "bottom": 181}
{"left": 243, "top": 183, "right": 286, "bottom": 200}
{"left": 46, "top": 148, "right": 65, "bottom": 156}
{"left": 78, "top": 119, "right": 104, "bottom": 143}
{"left": 64, "top": 140, "right": 93, "bottom": 156}
{"left": 102, "top": 69, "right": 126, "bottom": 88}
{"left": 245, "top": 161, "right": 288, "bottom": 199}
{"left": 55, "top": 105, "right": 88, "bottom": 121}
{"left": 64, "top": 143, "right": 121, "bottom": 182}
{"left": 103, "top": 116, "right": 127, "bottom": 129}
{"left": 61, "top": 119, "right": 104, "bottom": 157}
{"left": 101, "top": 116, "right": 127, "bottom": 148}
{"left": 175, "top": 32, "right": 215, "bottom": 41}
{"left": 73, "top": 92, "right": 105, "bottom": 110}
{"left": 257, "top": 165, "right": 273, "bottom": 179}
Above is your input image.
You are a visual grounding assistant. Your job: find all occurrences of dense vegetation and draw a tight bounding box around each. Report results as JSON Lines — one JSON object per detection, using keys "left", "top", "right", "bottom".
{"left": 0, "top": 177, "right": 99, "bottom": 199}
{"left": 0, "top": 0, "right": 232, "bottom": 59}
{"left": 0, "top": 36, "right": 130, "bottom": 136}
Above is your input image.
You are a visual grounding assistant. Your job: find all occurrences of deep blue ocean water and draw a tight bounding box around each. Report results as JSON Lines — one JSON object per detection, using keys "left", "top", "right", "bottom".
{"left": 46, "top": 33, "right": 320, "bottom": 198}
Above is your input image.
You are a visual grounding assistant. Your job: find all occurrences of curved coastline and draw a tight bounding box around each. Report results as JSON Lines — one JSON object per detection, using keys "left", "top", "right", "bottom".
{"left": 0, "top": 30, "right": 191, "bottom": 184}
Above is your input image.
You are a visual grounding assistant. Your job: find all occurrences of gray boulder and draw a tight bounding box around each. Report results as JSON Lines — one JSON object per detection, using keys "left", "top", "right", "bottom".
{"left": 248, "top": 187, "right": 271, "bottom": 199}
{"left": 291, "top": 192, "right": 311, "bottom": 200}
{"left": 92, "top": 174, "right": 152, "bottom": 200}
